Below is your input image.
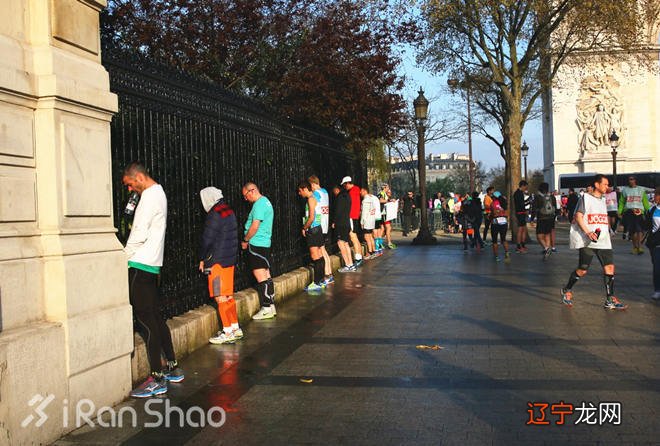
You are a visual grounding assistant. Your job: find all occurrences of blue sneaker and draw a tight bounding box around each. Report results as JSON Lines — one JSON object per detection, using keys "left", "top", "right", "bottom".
{"left": 305, "top": 282, "right": 325, "bottom": 292}
{"left": 603, "top": 297, "right": 627, "bottom": 310}
{"left": 323, "top": 275, "right": 335, "bottom": 285}
{"left": 130, "top": 375, "right": 167, "bottom": 398}
{"left": 163, "top": 361, "right": 184, "bottom": 382}
{"left": 354, "top": 259, "right": 363, "bottom": 267}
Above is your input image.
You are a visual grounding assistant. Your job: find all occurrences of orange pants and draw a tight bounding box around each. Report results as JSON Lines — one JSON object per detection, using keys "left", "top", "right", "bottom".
{"left": 207, "top": 264, "right": 234, "bottom": 297}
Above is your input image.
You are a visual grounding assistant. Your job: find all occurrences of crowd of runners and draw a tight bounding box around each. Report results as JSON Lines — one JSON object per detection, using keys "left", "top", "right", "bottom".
{"left": 120, "top": 161, "right": 659, "bottom": 399}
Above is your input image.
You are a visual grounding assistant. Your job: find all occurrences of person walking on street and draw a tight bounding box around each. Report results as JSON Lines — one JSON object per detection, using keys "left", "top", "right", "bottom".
{"left": 199, "top": 187, "right": 242, "bottom": 345}
{"left": 242, "top": 183, "right": 276, "bottom": 320}
{"left": 309, "top": 175, "right": 333, "bottom": 284}
{"left": 513, "top": 181, "right": 529, "bottom": 253}
{"left": 383, "top": 187, "right": 397, "bottom": 248}
{"left": 560, "top": 174, "right": 628, "bottom": 310}
{"left": 645, "top": 187, "right": 660, "bottom": 300}
{"left": 122, "top": 162, "right": 183, "bottom": 398}
{"left": 567, "top": 188, "right": 579, "bottom": 223}
{"left": 332, "top": 184, "right": 357, "bottom": 272}
{"left": 482, "top": 187, "right": 494, "bottom": 244}
{"left": 536, "top": 182, "right": 557, "bottom": 260}
{"left": 605, "top": 186, "right": 619, "bottom": 235}
{"left": 298, "top": 179, "right": 327, "bottom": 292}
{"left": 619, "top": 175, "right": 650, "bottom": 254}
{"left": 490, "top": 192, "right": 511, "bottom": 262}
{"left": 343, "top": 176, "right": 364, "bottom": 265}
{"left": 402, "top": 191, "right": 415, "bottom": 236}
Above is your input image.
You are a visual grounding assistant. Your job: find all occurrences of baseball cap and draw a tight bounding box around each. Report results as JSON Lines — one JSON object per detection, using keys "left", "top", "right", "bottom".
{"left": 493, "top": 191, "right": 502, "bottom": 198}
{"left": 341, "top": 176, "right": 352, "bottom": 185}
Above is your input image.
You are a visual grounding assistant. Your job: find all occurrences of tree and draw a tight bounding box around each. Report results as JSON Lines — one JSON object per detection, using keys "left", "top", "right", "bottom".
{"left": 103, "top": 0, "right": 416, "bottom": 149}
{"left": 419, "top": 0, "right": 657, "bottom": 224}
{"left": 447, "top": 161, "right": 487, "bottom": 195}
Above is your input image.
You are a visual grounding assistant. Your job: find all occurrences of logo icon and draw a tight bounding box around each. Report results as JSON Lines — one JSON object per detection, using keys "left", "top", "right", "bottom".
{"left": 22, "top": 394, "right": 54, "bottom": 428}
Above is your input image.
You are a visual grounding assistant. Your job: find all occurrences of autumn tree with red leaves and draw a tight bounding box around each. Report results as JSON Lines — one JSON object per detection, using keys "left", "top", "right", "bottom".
{"left": 103, "top": 0, "right": 415, "bottom": 151}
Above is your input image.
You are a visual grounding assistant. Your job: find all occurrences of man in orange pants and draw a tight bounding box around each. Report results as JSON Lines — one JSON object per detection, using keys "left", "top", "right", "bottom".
{"left": 199, "top": 187, "right": 243, "bottom": 344}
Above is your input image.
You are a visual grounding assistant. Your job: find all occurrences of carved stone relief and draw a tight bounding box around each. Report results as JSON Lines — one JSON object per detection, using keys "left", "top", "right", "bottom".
{"left": 575, "top": 75, "right": 624, "bottom": 158}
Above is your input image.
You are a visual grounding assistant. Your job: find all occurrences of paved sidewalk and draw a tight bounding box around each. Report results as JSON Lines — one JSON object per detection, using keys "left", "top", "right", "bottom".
{"left": 57, "top": 225, "right": 659, "bottom": 445}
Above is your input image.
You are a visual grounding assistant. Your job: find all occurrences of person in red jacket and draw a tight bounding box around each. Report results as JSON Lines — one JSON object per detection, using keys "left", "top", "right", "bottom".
{"left": 342, "top": 176, "right": 363, "bottom": 266}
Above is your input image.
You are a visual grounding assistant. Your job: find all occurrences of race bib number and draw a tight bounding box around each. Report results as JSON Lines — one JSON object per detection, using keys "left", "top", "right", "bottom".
{"left": 587, "top": 213, "right": 608, "bottom": 225}
{"left": 627, "top": 196, "right": 641, "bottom": 202}
{"left": 495, "top": 217, "right": 507, "bottom": 225}
{"left": 321, "top": 206, "right": 329, "bottom": 214}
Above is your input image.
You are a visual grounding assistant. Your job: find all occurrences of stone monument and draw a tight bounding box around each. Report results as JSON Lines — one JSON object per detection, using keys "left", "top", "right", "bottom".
{"left": 543, "top": 27, "right": 660, "bottom": 189}
{"left": 0, "top": 1, "right": 133, "bottom": 443}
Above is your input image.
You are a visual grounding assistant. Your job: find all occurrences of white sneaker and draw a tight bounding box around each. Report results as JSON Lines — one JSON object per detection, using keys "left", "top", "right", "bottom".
{"left": 209, "top": 331, "right": 236, "bottom": 344}
{"left": 233, "top": 328, "right": 244, "bottom": 339}
{"left": 252, "top": 306, "right": 275, "bottom": 320}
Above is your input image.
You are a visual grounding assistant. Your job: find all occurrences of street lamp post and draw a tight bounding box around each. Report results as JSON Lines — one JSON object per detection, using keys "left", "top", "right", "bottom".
{"left": 448, "top": 78, "right": 474, "bottom": 192}
{"left": 412, "top": 88, "right": 437, "bottom": 245}
{"left": 609, "top": 131, "right": 619, "bottom": 189}
{"left": 521, "top": 141, "right": 529, "bottom": 182}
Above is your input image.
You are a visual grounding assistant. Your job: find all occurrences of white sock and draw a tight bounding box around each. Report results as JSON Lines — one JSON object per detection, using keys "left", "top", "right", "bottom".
{"left": 224, "top": 327, "right": 233, "bottom": 334}
{"left": 231, "top": 323, "right": 239, "bottom": 330}
{"left": 355, "top": 253, "right": 362, "bottom": 260}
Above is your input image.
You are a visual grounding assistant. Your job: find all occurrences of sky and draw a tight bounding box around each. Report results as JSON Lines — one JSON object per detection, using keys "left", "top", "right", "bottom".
{"left": 397, "top": 46, "right": 545, "bottom": 172}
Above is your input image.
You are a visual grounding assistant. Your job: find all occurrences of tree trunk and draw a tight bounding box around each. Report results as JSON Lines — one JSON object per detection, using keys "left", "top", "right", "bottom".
{"left": 504, "top": 111, "right": 523, "bottom": 243}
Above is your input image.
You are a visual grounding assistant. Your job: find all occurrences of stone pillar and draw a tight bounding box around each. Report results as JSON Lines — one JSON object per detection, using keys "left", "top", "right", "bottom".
{"left": 0, "top": 1, "right": 133, "bottom": 443}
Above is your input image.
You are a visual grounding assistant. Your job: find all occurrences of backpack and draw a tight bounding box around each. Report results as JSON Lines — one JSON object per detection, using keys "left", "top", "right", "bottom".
{"left": 539, "top": 193, "right": 555, "bottom": 218}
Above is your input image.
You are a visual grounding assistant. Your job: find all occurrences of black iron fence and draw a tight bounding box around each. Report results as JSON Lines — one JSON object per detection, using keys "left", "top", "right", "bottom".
{"left": 103, "top": 47, "right": 364, "bottom": 318}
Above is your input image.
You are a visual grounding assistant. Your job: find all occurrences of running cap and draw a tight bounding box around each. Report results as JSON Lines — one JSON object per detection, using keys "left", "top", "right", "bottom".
{"left": 341, "top": 176, "right": 352, "bottom": 185}
{"left": 493, "top": 191, "right": 502, "bottom": 198}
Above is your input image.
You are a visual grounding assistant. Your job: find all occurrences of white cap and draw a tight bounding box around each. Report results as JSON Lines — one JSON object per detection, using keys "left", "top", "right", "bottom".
{"left": 341, "top": 176, "right": 352, "bottom": 185}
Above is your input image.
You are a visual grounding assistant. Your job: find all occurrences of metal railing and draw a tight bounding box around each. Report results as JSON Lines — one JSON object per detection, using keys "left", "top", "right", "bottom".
{"left": 104, "top": 47, "right": 364, "bottom": 318}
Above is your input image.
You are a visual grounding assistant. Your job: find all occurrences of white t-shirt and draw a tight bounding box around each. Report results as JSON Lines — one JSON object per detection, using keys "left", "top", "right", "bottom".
{"left": 125, "top": 184, "right": 167, "bottom": 267}
{"left": 360, "top": 194, "right": 379, "bottom": 230}
{"left": 569, "top": 193, "right": 611, "bottom": 250}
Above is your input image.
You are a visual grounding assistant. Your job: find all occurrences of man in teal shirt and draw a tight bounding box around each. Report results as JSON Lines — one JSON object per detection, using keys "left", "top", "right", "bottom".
{"left": 241, "top": 182, "right": 276, "bottom": 319}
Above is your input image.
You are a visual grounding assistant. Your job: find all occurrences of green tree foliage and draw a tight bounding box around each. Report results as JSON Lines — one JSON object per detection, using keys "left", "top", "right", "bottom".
{"left": 419, "top": 0, "right": 656, "bottom": 206}
{"left": 103, "top": 0, "right": 416, "bottom": 149}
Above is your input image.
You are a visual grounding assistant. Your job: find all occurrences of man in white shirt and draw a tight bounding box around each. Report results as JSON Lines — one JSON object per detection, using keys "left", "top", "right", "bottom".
{"left": 122, "top": 163, "right": 183, "bottom": 398}
{"left": 560, "top": 174, "right": 627, "bottom": 310}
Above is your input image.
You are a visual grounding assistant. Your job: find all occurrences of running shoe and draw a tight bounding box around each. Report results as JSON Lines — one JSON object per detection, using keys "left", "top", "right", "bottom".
{"left": 551, "top": 247, "right": 557, "bottom": 252}
{"left": 209, "top": 330, "right": 236, "bottom": 344}
{"left": 338, "top": 265, "right": 355, "bottom": 273}
{"left": 252, "top": 306, "right": 276, "bottom": 320}
{"left": 504, "top": 252, "right": 511, "bottom": 263}
{"left": 494, "top": 256, "right": 501, "bottom": 262}
{"left": 622, "top": 233, "right": 627, "bottom": 240}
{"left": 543, "top": 248, "right": 552, "bottom": 261}
{"left": 130, "top": 375, "right": 167, "bottom": 398}
{"left": 354, "top": 259, "right": 363, "bottom": 267}
{"left": 163, "top": 361, "right": 185, "bottom": 383}
{"left": 388, "top": 243, "right": 397, "bottom": 249}
{"left": 603, "top": 297, "right": 628, "bottom": 310}
{"left": 323, "top": 275, "right": 335, "bottom": 285}
{"left": 637, "top": 248, "right": 645, "bottom": 255}
{"left": 305, "top": 282, "right": 325, "bottom": 292}
{"left": 560, "top": 288, "right": 573, "bottom": 307}
{"left": 233, "top": 328, "right": 244, "bottom": 339}
{"left": 651, "top": 291, "right": 660, "bottom": 300}
{"left": 631, "top": 247, "right": 638, "bottom": 255}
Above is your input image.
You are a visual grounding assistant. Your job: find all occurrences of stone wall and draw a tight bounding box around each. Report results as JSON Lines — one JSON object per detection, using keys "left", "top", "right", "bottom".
{"left": 543, "top": 37, "right": 660, "bottom": 189}
{"left": 0, "top": 1, "right": 133, "bottom": 443}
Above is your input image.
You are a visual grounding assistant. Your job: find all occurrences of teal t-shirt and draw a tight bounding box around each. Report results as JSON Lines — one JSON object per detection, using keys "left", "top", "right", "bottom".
{"left": 245, "top": 196, "right": 274, "bottom": 248}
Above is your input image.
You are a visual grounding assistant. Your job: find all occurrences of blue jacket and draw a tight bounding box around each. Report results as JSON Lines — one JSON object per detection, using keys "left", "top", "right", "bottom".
{"left": 199, "top": 199, "right": 238, "bottom": 267}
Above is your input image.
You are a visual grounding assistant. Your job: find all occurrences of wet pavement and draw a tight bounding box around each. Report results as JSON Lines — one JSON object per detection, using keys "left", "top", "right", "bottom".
{"left": 57, "top": 225, "right": 659, "bottom": 445}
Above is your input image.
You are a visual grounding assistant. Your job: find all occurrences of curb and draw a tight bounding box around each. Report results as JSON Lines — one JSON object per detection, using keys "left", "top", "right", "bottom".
{"left": 131, "top": 255, "right": 343, "bottom": 384}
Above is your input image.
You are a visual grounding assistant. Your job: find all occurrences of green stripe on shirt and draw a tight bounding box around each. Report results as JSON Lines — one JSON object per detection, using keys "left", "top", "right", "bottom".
{"left": 128, "top": 261, "right": 161, "bottom": 274}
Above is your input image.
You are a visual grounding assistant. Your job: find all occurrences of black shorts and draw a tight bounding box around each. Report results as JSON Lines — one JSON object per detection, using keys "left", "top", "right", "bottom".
{"left": 247, "top": 245, "right": 271, "bottom": 271}
{"left": 374, "top": 219, "right": 383, "bottom": 230}
{"left": 578, "top": 247, "right": 613, "bottom": 270}
{"left": 515, "top": 213, "right": 527, "bottom": 226}
{"left": 336, "top": 225, "right": 351, "bottom": 242}
{"left": 536, "top": 218, "right": 555, "bottom": 234}
{"left": 362, "top": 228, "right": 373, "bottom": 234}
{"left": 607, "top": 211, "right": 618, "bottom": 218}
{"left": 491, "top": 223, "right": 508, "bottom": 244}
{"left": 305, "top": 226, "right": 324, "bottom": 248}
{"left": 351, "top": 218, "right": 361, "bottom": 235}
{"left": 623, "top": 210, "right": 645, "bottom": 233}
